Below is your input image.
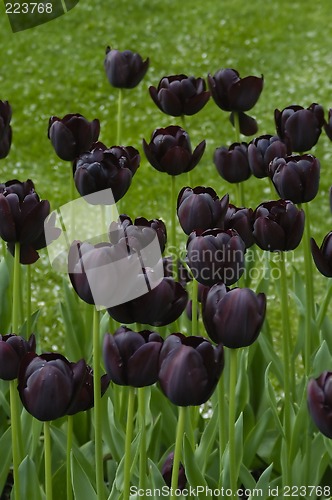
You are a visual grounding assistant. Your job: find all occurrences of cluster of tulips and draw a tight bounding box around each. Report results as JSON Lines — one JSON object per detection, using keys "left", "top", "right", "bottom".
{"left": 1, "top": 46, "right": 332, "bottom": 499}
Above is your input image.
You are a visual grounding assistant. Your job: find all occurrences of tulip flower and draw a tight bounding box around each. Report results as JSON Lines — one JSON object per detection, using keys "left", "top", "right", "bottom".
{"left": 274, "top": 103, "right": 324, "bottom": 153}
{"left": 177, "top": 186, "right": 229, "bottom": 235}
{"left": 103, "top": 327, "right": 163, "bottom": 387}
{"left": 186, "top": 228, "right": 246, "bottom": 286}
{"left": 67, "top": 364, "right": 110, "bottom": 415}
{"left": 310, "top": 233, "right": 332, "bottom": 277}
{"left": 253, "top": 200, "right": 304, "bottom": 252}
{"left": 73, "top": 142, "right": 140, "bottom": 203}
{"left": 214, "top": 142, "right": 251, "bottom": 183}
{"left": 308, "top": 372, "right": 332, "bottom": 438}
{"left": 269, "top": 154, "right": 320, "bottom": 204}
{"left": 17, "top": 353, "right": 87, "bottom": 421}
{"left": 224, "top": 204, "right": 254, "bottom": 248}
{"left": 248, "top": 134, "right": 289, "bottom": 178}
{"left": 48, "top": 113, "right": 100, "bottom": 162}
{"left": 0, "top": 334, "right": 36, "bottom": 381}
{"left": 149, "top": 74, "right": 210, "bottom": 116}
{"left": 0, "top": 100, "right": 12, "bottom": 159}
{"left": 104, "top": 47, "right": 149, "bottom": 89}
{"left": 0, "top": 179, "right": 59, "bottom": 264}
{"left": 202, "top": 284, "right": 266, "bottom": 348}
{"left": 162, "top": 452, "right": 187, "bottom": 490}
{"left": 158, "top": 333, "right": 224, "bottom": 406}
{"left": 143, "top": 126, "right": 206, "bottom": 176}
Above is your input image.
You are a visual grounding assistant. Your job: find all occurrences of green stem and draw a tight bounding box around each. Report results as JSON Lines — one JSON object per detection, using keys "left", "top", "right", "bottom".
{"left": 302, "top": 203, "right": 315, "bottom": 375}
{"left": 26, "top": 264, "right": 32, "bottom": 335}
{"left": 317, "top": 279, "right": 332, "bottom": 332}
{"left": 218, "top": 373, "right": 227, "bottom": 480}
{"left": 278, "top": 252, "right": 291, "bottom": 485}
{"left": 12, "top": 242, "right": 20, "bottom": 334}
{"left": 93, "top": 307, "right": 104, "bottom": 500}
{"left": 10, "top": 379, "right": 21, "bottom": 500}
{"left": 123, "top": 386, "right": 135, "bottom": 500}
{"left": 171, "top": 175, "right": 177, "bottom": 258}
{"left": 66, "top": 415, "right": 73, "bottom": 500}
{"left": 138, "top": 387, "right": 147, "bottom": 491}
{"left": 44, "top": 421, "right": 53, "bottom": 500}
{"left": 117, "top": 88, "right": 123, "bottom": 145}
{"left": 228, "top": 348, "right": 238, "bottom": 495}
{"left": 233, "top": 111, "right": 241, "bottom": 143}
{"left": 191, "top": 278, "right": 198, "bottom": 336}
{"left": 170, "top": 406, "right": 186, "bottom": 497}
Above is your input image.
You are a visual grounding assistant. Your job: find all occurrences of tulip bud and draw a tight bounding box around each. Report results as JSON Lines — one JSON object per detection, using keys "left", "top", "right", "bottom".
{"left": 214, "top": 142, "right": 251, "bottom": 183}
{"left": 248, "top": 134, "right": 289, "bottom": 178}
{"left": 310, "top": 233, "right": 332, "bottom": 278}
{"left": 0, "top": 334, "right": 36, "bottom": 380}
{"left": 308, "top": 372, "right": 332, "bottom": 438}
{"left": 0, "top": 100, "right": 12, "bottom": 159}
{"left": 161, "top": 452, "right": 187, "bottom": 490}
{"left": 104, "top": 47, "right": 149, "bottom": 89}
{"left": 224, "top": 204, "right": 254, "bottom": 248}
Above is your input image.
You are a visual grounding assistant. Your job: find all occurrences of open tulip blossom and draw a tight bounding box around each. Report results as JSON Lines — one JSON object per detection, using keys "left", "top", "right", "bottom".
{"left": 310, "top": 232, "right": 332, "bottom": 278}
{"left": 0, "top": 100, "right": 12, "bottom": 159}
{"left": 104, "top": 47, "right": 149, "bottom": 89}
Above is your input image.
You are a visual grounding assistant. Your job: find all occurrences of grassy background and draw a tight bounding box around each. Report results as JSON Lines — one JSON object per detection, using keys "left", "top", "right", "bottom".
{"left": 0, "top": 0, "right": 332, "bottom": 347}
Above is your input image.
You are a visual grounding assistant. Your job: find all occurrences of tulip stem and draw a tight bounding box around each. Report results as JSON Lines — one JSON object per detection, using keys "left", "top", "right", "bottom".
{"left": 171, "top": 175, "right": 177, "bottom": 267}
{"left": 117, "top": 88, "right": 123, "bottom": 145}
{"left": 302, "top": 203, "right": 315, "bottom": 375}
{"left": 9, "top": 379, "right": 21, "bottom": 500}
{"left": 26, "top": 264, "right": 32, "bottom": 335}
{"left": 218, "top": 373, "right": 227, "bottom": 480}
{"left": 171, "top": 406, "right": 186, "bottom": 497}
{"left": 317, "top": 279, "right": 332, "bottom": 333}
{"left": 93, "top": 307, "right": 105, "bottom": 500}
{"left": 123, "top": 386, "right": 135, "bottom": 500}
{"left": 228, "top": 348, "right": 238, "bottom": 495}
{"left": 44, "top": 421, "right": 53, "bottom": 500}
{"left": 66, "top": 415, "right": 73, "bottom": 500}
{"left": 138, "top": 387, "right": 147, "bottom": 491}
{"left": 12, "top": 242, "right": 20, "bottom": 334}
{"left": 191, "top": 278, "right": 198, "bottom": 336}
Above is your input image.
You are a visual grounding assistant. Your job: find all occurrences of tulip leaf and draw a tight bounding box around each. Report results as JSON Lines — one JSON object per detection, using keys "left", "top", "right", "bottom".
{"left": 20, "top": 309, "right": 41, "bottom": 338}
{"left": 236, "top": 350, "right": 250, "bottom": 414}
{"left": 239, "top": 463, "right": 256, "bottom": 489}
{"left": 21, "top": 409, "right": 43, "bottom": 457}
{"left": 0, "top": 380, "right": 10, "bottom": 416}
{"left": 148, "top": 457, "right": 168, "bottom": 491}
{"left": 258, "top": 325, "right": 283, "bottom": 384}
{"left": 250, "top": 462, "right": 273, "bottom": 498}
{"left": 0, "top": 254, "right": 13, "bottom": 332}
{"left": 183, "top": 433, "right": 208, "bottom": 489}
{"left": 19, "top": 455, "right": 43, "bottom": 500}
{"left": 71, "top": 450, "right": 98, "bottom": 500}
{"left": 243, "top": 408, "right": 273, "bottom": 467}
{"left": 311, "top": 340, "right": 332, "bottom": 378}
{"left": 289, "top": 383, "right": 310, "bottom": 463}
{"left": 0, "top": 427, "right": 12, "bottom": 495}
{"left": 264, "top": 364, "right": 285, "bottom": 438}
{"left": 196, "top": 405, "right": 218, "bottom": 471}
{"left": 103, "top": 397, "right": 125, "bottom": 463}
{"left": 234, "top": 412, "right": 244, "bottom": 480}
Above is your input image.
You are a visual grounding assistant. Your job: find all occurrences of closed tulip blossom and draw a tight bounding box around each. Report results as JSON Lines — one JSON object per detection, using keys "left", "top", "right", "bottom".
{"left": 253, "top": 200, "right": 304, "bottom": 252}
{"left": 202, "top": 284, "right": 266, "bottom": 348}
{"left": 308, "top": 372, "right": 332, "bottom": 438}
{"left": 310, "top": 232, "right": 332, "bottom": 277}
{"left": 186, "top": 228, "right": 246, "bottom": 286}
{"left": 149, "top": 74, "right": 210, "bottom": 116}
{"left": 73, "top": 142, "right": 140, "bottom": 203}
{"left": 269, "top": 154, "right": 320, "bottom": 204}
{"left": 162, "top": 452, "right": 187, "bottom": 490}
{"left": 0, "top": 100, "right": 12, "bottom": 159}
{"left": 0, "top": 334, "right": 36, "bottom": 381}
{"left": 274, "top": 103, "right": 324, "bottom": 153}
{"left": 214, "top": 142, "right": 251, "bottom": 183}
{"left": 67, "top": 364, "right": 110, "bottom": 415}
{"left": 177, "top": 186, "right": 229, "bottom": 235}
{"left": 324, "top": 109, "right": 332, "bottom": 141}
{"left": 104, "top": 47, "right": 149, "bottom": 89}
{"left": 143, "top": 126, "right": 206, "bottom": 176}
{"left": 248, "top": 134, "right": 289, "bottom": 178}
{"left": 103, "top": 327, "right": 163, "bottom": 387}
{"left": 48, "top": 113, "right": 100, "bottom": 162}
{"left": 224, "top": 204, "right": 255, "bottom": 248}
{"left": 158, "top": 333, "right": 224, "bottom": 406}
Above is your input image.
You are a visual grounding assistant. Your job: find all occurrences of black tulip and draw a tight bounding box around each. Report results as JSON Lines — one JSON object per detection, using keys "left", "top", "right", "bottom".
{"left": 143, "top": 126, "right": 206, "bottom": 176}
{"left": 177, "top": 186, "right": 229, "bottom": 235}
{"left": 310, "top": 233, "right": 332, "bottom": 278}
{"left": 186, "top": 228, "right": 246, "bottom": 286}
{"left": 248, "top": 134, "right": 289, "bottom": 178}
{"left": 104, "top": 47, "right": 149, "bottom": 89}
{"left": 0, "top": 100, "right": 12, "bottom": 159}
{"left": 162, "top": 452, "right": 187, "bottom": 490}
{"left": 214, "top": 142, "right": 251, "bottom": 183}
{"left": 48, "top": 113, "right": 100, "bottom": 162}
{"left": 158, "top": 333, "right": 224, "bottom": 406}
{"left": 0, "top": 334, "right": 35, "bottom": 381}
{"left": 67, "top": 364, "right": 110, "bottom": 415}
{"left": 253, "top": 200, "right": 304, "bottom": 252}
{"left": 202, "top": 284, "right": 266, "bottom": 348}
{"left": 224, "top": 204, "right": 255, "bottom": 248}
{"left": 103, "top": 327, "right": 163, "bottom": 387}
{"left": 274, "top": 103, "right": 324, "bottom": 153}
{"left": 73, "top": 142, "right": 140, "bottom": 203}
{"left": 149, "top": 74, "right": 210, "bottom": 117}
{"left": 269, "top": 154, "right": 320, "bottom": 204}
{"left": 308, "top": 372, "right": 332, "bottom": 439}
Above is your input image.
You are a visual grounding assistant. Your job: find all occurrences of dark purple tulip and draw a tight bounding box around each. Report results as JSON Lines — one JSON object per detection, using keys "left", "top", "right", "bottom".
{"left": 67, "top": 364, "right": 109, "bottom": 415}
{"left": 177, "top": 186, "right": 229, "bottom": 235}
{"left": 149, "top": 75, "right": 210, "bottom": 117}
{"left": 208, "top": 68, "right": 264, "bottom": 113}
{"left": 158, "top": 333, "right": 224, "bottom": 406}
{"left": 253, "top": 200, "right": 305, "bottom": 252}
{"left": 0, "top": 179, "right": 58, "bottom": 264}
{"left": 73, "top": 142, "right": 140, "bottom": 203}
{"left": 104, "top": 47, "right": 149, "bottom": 89}
{"left": 107, "top": 275, "right": 188, "bottom": 327}
{"left": 214, "top": 142, "right": 251, "bottom": 183}
{"left": 103, "top": 327, "right": 163, "bottom": 387}
{"left": 269, "top": 154, "right": 320, "bottom": 204}
{"left": 224, "top": 204, "right": 255, "bottom": 248}
{"left": 186, "top": 228, "right": 246, "bottom": 286}
{"left": 310, "top": 233, "right": 332, "bottom": 278}
{"left": 48, "top": 113, "right": 100, "bottom": 162}
{"left": 18, "top": 353, "right": 87, "bottom": 421}
{"left": 0, "top": 334, "right": 35, "bottom": 381}
{"left": 248, "top": 134, "right": 289, "bottom": 178}
{"left": 274, "top": 103, "right": 324, "bottom": 153}
{"left": 308, "top": 372, "right": 332, "bottom": 438}
{"left": 324, "top": 109, "right": 332, "bottom": 141}
{"left": 229, "top": 111, "right": 258, "bottom": 137}
{"left": 0, "top": 101, "right": 12, "bottom": 159}
{"left": 162, "top": 452, "right": 187, "bottom": 490}
{"left": 202, "top": 284, "right": 266, "bottom": 348}
{"left": 143, "top": 126, "right": 206, "bottom": 176}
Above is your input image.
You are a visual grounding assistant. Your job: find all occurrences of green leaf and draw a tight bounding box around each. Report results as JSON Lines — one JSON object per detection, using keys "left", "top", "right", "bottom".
{"left": 264, "top": 364, "right": 285, "bottom": 438}
{"left": 243, "top": 408, "right": 272, "bottom": 467}
{"left": 311, "top": 340, "right": 332, "bottom": 378}
{"left": 0, "top": 428, "right": 12, "bottom": 495}
{"left": 234, "top": 412, "right": 244, "bottom": 480}
{"left": 239, "top": 463, "right": 256, "bottom": 489}
{"left": 250, "top": 462, "right": 274, "bottom": 498}
{"left": 196, "top": 406, "right": 218, "bottom": 472}
{"left": 71, "top": 450, "right": 97, "bottom": 500}
{"left": 183, "top": 434, "right": 208, "bottom": 489}
{"left": 258, "top": 330, "right": 283, "bottom": 385}
{"left": 19, "top": 455, "right": 43, "bottom": 500}
{"left": 148, "top": 458, "right": 167, "bottom": 491}
{"left": 0, "top": 254, "right": 13, "bottom": 331}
